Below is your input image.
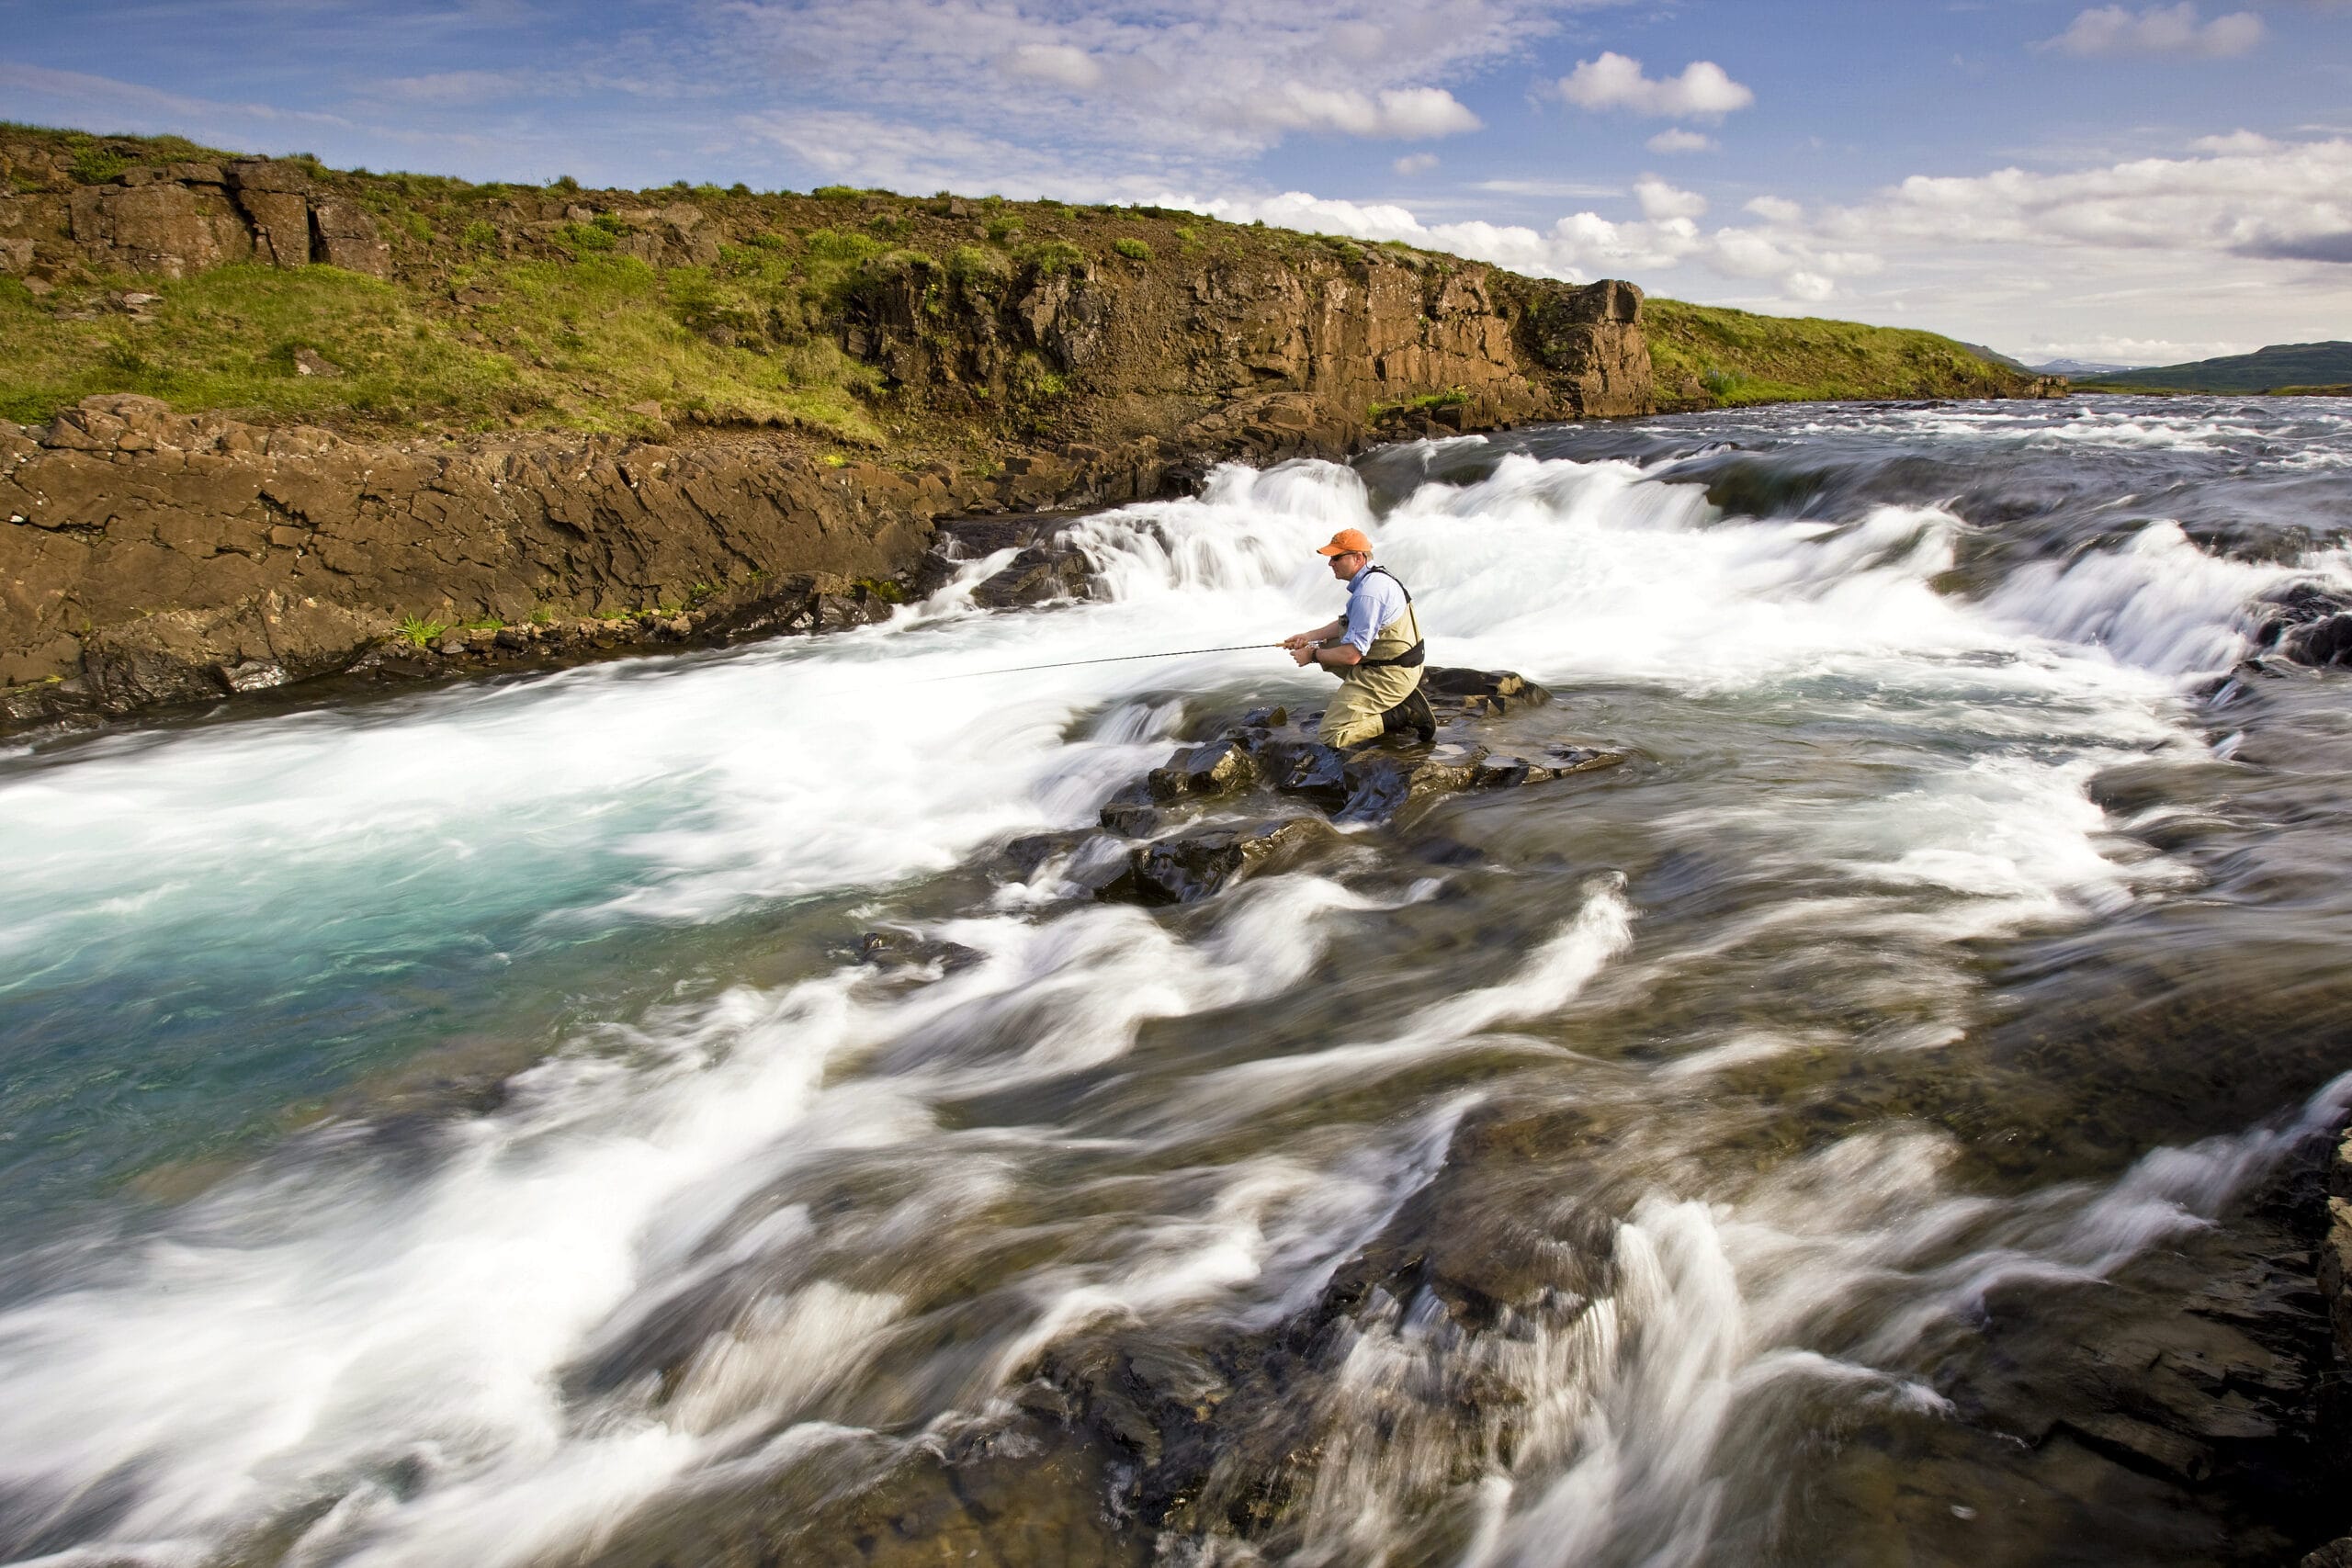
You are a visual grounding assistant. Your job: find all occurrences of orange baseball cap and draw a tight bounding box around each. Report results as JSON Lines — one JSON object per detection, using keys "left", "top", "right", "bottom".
{"left": 1316, "top": 528, "right": 1374, "bottom": 557}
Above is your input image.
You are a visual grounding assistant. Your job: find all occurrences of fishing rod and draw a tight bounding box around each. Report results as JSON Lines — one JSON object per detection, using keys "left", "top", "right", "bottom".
{"left": 915, "top": 641, "right": 1290, "bottom": 682}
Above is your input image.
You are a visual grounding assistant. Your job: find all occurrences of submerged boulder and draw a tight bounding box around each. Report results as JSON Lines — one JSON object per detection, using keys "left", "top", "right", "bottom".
{"left": 969, "top": 544, "right": 1091, "bottom": 607}
{"left": 1126, "top": 818, "right": 1334, "bottom": 905}
{"left": 1147, "top": 739, "right": 1255, "bottom": 801}
{"left": 1255, "top": 739, "right": 1351, "bottom": 807}
{"left": 1040, "top": 665, "right": 1626, "bottom": 908}
{"left": 856, "top": 930, "right": 983, "bottom": 973}
{"left": 2252, "top": 582, "right": 2352, "bottom": 668}
{"left": 1424, "top": 666, "right": 1551, "bottom": 716}
{"left": 1333, "top": 746, "right": 1480, "bottom": 824}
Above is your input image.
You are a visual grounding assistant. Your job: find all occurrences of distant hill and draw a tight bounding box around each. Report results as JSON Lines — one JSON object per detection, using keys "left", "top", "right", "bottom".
{"left": 2031, "top": 357, "right": 2143, "bottom": 377}
{"left": 1959, "top": 342, "right": 2032, "bottom": 373}
{"left": 1645, "top": 303, "right": 2036, "bottom": 409}
{"left": 2076, "top": 342, "right": 2352, "bottom": 393}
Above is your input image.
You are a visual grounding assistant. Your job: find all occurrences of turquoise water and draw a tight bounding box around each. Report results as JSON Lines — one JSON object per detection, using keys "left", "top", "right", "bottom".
{"left": 0, "top": 400, "right": 2348, "bottom": 1566}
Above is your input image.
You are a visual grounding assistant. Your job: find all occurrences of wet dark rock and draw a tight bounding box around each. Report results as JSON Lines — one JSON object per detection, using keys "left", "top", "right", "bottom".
{"left": 1546, "top": 744, "right": 1626, "bottom": 776}
{"left": 1123, "top": 817, "right": 1333, "bottom": 905}
{"left": 2055, "top": 1412, "right": 2215, "bottom": 1485}
{"left": 1470, "top": 753, "right": 1555, "bottom": 788}
{"left": 586, "top": 1416, "right": 1144, "bottom": 1568}
{"left": 1098, "top": 801, "right": 1162, "bottom": 838}
{"left": 1002, "top": 829, "right": 1136, "bottom": 896}
{"left": 934, "top": 516, "right": 1069, "bottom": 556}
{"left": 1335, "top": 746, "right": 1479, "bottom": 824}
{"left": 2324, "top": 1132, "right": 2352, "bottom": 1363}
{"left": 1001, "top": 829, "right": 1093, "bottom": 878}
{"left": 1423, "top": 666, "right": 1552, "bottom": 716}
{"left": 1147, "top": 739, "right": 1254, "bottom": 802}
{"left": 2254, "top": 583, "right": 2352, "bottom": 668}
{"left": 2293, "top": 614, "right": 2352, "bottom": 668}
{"left": 2306, "top": 1539, "right": 2352, "bottom": 1568}
{"left": 970, "top": 544, "right": 1092, "bottom": 608}
{"left": 855, "top": 930, "right": 982, "bottom": 973}
{"left": 1256, "top": 739, "right": 1351, "bottom": 807}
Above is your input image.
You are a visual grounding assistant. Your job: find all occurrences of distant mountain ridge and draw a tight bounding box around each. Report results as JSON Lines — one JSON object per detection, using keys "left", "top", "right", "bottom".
{"left": 2031, "top": 357, "right": 2143, "bottom": 377}
{"left": 1959, "top": 344, "right": 2154, "bottom": 379}
{"left": 2076, "top": 341, "right": 2352, "bottom": 393}
{"left": 1959, "top": 342, "right": 2032, "bottom": 373}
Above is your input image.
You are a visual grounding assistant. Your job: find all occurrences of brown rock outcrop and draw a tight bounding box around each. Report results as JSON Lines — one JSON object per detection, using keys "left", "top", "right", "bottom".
{"left": 1, "top": 394, "right": 948, "bottom": 709}
{"left": 1, "top": 130, "right": 1669, "bottom": 727}
{"left": 65, "top": 180, "right": 254, "bottom": 277}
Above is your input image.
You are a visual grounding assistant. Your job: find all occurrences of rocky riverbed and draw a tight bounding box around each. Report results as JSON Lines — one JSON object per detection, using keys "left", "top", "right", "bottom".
{"left": 0, "top": 398, "right": 2348, "bottom": 1567}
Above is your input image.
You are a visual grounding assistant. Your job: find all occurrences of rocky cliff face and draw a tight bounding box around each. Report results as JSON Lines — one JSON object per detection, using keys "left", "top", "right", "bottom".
{"left": 5, "top": 155, "right": 394, "bottom": 282}
{"left": 5, "top": 130, "right": 1656, "bottom": 728}
{"left": 1, "top": 136, "right": 1662, "bottom": 728}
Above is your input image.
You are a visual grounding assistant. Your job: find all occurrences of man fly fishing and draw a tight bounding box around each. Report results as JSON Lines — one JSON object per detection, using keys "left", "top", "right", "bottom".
{"left": 1283, "top": 528, "right": 1438, "bottom": 747}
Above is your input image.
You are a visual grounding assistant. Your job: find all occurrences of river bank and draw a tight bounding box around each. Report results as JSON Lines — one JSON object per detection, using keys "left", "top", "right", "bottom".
{"left": 5, "top": 123, "right": 2073, "bottom": 731}
{"left": 2, "top": 398, "right": 2349, "bottom": 1564}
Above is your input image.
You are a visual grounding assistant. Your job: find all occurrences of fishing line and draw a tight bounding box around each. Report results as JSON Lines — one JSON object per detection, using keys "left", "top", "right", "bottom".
{"left": 912, "top": 642, "right": 1291, "bottom": 682}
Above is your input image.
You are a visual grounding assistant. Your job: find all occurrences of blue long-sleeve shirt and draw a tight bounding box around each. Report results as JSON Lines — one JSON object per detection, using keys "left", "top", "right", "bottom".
{"left": 1340, "top": 565, "right": 1411, "bottom": 655}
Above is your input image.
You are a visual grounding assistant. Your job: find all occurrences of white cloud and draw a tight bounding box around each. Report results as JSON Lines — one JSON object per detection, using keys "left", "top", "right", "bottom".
{"left": 0, "top": 60, "right": 356, "bottom": 130}
{"left": 1250, "top": 85, "right": 1481, "bottom": 139}
{"left": 1555, "top": 52, "right": 1755, "bottom": 119}
{"left": 999, "top": 43, "right": 1104, "bottom": 89}
{"left": 1693, "top": 133, "right": 2352, "bottom": 361}
{"left": 1473, "top": 178, "right": 1624, "bottom": 197}
{"left": 1634, "top": 175, "right": 1706, "bottom": 220}
{"left": 376, "top": 70, "right": 531, "bottom": 105}
{"left": 2040, "top": 4, "right": 2266, "bottom": 58}
{"left": 2026, "top": 334, "right": 2249, "bottom": 363}
{"left": 1814, "top": 134, "right": 2352, "bottom": 264}
{"left": 714, "top": 0, "right": 1583, "bottom": 190}
{"left": 1156, "top": 178, "right": 1871, "bottom": 309}
{"left": 2189, "top": 129, "right": 2276, "bottom": 153}
{"left": 1393, "top": 152, "right": 1440, "bottom": 175}
{"left": 1645, "top": 127, "right": 1716, "bottom": 153}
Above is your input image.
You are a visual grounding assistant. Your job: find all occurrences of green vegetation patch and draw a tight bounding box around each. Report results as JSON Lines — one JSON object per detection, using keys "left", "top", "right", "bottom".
{"left": 1367, "top": 387, "right": 1470, "bottom": 421}
{"left": 0, "top": 258, "right": 881, "bottom": 440}
{"left": 1019, "top": 239, "right": 1087, "bottom": 276}
{"left": 2075, "top": 341, "right": 2352, "bottom": 394}
{"left": 1644, "top": 299, "right": 2029, "bottom": 406}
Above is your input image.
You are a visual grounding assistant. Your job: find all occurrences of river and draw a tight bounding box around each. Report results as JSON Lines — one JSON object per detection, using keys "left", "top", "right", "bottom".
{"left": 1, "top": 396, "right": 2348, "bottom": 1566}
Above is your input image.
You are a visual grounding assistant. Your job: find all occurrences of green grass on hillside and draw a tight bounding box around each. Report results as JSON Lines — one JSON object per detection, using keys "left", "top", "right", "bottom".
{"left": 2075, "top": 341, "right": 2352, "bottom": 394}
{"left": 2, "top": 125, "right": 2041, "bottom": 441}
{"left": 0, "top": 255, "right": 882, "bottom": 440}
{"left": 1644, "top": 299, "right": 2028, "bottom": 405}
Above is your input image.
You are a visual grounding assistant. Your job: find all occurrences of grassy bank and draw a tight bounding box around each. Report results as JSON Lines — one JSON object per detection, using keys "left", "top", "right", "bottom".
{"left": 2, "top": 124, "right": 2041, "bottom": 446}
{"left": 2074, "top": 340, "right": 2352, "bottom": 394}
{"left": 1, "top": 125, "right": 1286, "bottom": 447}
{"left": 1644, "top": 298, "right": 2030, "bottom": 406}
{"left": 0, "top": 256, "right": 883, "bottom": 442}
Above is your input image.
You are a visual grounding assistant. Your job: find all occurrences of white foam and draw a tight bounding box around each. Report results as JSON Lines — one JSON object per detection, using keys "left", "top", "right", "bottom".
{"left": 1, "top": 414, "right": 2343, "bottom": 1565}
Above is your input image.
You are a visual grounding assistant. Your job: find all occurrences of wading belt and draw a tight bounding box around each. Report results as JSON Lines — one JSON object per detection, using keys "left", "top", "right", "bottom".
{"left": 1353, "top": 565, "right": 1426, "bottom": 669}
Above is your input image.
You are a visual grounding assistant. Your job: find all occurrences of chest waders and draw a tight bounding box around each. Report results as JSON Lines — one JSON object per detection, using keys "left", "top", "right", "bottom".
{"left": 1317, "top": 567, "right": 1437, "bottom": 748}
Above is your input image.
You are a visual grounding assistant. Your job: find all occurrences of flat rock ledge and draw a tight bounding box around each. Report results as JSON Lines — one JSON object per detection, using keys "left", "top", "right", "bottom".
{"left": 983, "top": 667, "right": 1625, "bottom": 910}
{"left": 2308, "top": 1125, "right": 2352, "bottom": 1567}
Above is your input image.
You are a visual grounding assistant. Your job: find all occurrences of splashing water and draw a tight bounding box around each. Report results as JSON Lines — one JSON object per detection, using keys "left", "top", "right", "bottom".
{"left": 1, "top": 396, "right": 2348, "bottom": 1567}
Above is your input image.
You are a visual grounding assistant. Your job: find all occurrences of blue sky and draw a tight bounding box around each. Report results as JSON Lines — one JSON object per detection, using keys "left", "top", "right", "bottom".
{"left": 4, "top": 0, "right": 2348, "bottom": 363}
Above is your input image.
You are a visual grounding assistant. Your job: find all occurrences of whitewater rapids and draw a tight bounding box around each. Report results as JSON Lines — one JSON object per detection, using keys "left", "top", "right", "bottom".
{"left": 1, "top": 396, "right": 2348, "bottom": 1567}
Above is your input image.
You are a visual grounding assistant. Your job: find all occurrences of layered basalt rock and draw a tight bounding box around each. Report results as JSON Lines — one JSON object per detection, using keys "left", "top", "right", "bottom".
{"left": 2, "top": 132, "right": 1669, "bottom": 728}
{"left": 980, "top": 672, "right": 1630, "bottom": 908}
{"left": 25, "top": 156, "right": 393, "bottom": 280}
{"left": 2310, "top": 1127, "right": 2352, "bottom": 1566}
